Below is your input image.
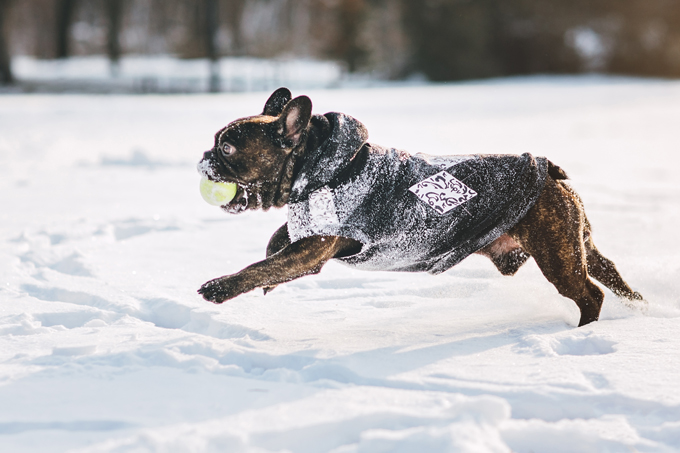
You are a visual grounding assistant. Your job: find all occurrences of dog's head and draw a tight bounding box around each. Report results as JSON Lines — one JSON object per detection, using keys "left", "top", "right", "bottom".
{"left": 197, "top": 88, "right": 312, "bottom": 213}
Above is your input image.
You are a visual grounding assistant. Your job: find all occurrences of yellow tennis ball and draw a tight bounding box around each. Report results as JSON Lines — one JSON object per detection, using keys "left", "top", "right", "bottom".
{"left": 199, "top": 176, "right": 237, "bottom": 206}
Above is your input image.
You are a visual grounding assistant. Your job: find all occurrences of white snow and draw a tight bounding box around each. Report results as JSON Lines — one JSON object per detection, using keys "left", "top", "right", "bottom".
{"left": 1, "top": 77, "right": 679, "bottom": 452}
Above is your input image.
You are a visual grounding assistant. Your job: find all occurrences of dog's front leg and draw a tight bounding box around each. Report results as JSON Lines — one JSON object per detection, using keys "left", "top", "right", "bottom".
{"left": 198, "top": 235, "right": 349, "bottom": 303}
{"left": 263, "top": 223, "right": 291, "bottom": 295}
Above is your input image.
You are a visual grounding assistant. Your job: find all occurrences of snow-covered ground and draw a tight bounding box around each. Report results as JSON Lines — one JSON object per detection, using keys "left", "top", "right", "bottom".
{"left": 1, "top": 77, "right": 679, "bottom": 452}
{"left": 9, "top": 55, "right": 345, "bottom": 93}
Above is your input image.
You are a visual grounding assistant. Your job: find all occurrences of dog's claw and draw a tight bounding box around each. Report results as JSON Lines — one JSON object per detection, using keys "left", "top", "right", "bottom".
{"left": 197, "top": 283, "right": 225, "bottom": 304}
{"left": 262, "top": 285, "right": 278, "bottom": 295}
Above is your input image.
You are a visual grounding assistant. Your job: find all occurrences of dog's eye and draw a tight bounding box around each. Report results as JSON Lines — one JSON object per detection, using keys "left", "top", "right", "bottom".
{"left": 220, "top": 143, "right": 235, "bottom": 157}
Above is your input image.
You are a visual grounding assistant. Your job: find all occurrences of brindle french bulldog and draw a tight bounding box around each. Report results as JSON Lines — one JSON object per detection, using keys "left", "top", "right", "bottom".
{"left": 197, "top": 87, "right": 643, "bottom": 326}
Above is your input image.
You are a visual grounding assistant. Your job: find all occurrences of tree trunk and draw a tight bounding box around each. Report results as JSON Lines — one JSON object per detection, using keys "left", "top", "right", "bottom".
{"left": 106, "top": 0, "right": 123, "bottom": 75}
{"left": 223, "top": 0, "right": 246, "bottom": 55}
{"left": 205, "top": 0, "right": 219, "bottom": 92}
{"left": 0, "top": 0, "right": 13, "bottom": 84}
{"left": 337, "top": 0, "right": 366, "bottom": 73}
{"left": 55, "top": 0, "right": 76, "bottom": 59}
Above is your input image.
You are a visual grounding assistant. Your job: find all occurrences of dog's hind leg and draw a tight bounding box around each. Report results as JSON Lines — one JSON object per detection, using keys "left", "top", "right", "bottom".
{"left": 477, "top": 234, "right": 531, "bottom": 276}
{"left": 266, "top": 223, "right": 291, "bottom": 257}
{"left": 583, "top": 227, "right": 644, "bottom": 303}
{"left": 509, "top": 178, "right": 604, "bottom": 327}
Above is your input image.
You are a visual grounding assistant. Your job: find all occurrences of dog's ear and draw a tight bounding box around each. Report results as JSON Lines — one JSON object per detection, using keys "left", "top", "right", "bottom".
{"left": 277, "top": 95, "right": 312, "bottom": 148}
{"left": 263, "top": 87, "right": 292, "bottom": 116}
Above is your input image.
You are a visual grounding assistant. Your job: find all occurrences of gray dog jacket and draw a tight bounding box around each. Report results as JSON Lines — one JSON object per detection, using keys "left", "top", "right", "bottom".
{"left": 287, "top": 112, "right": 548, "bottom": 274}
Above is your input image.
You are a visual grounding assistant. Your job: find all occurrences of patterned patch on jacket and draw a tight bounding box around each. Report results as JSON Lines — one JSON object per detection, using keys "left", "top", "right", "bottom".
{"left": 409, "top": 171, "right": 478, "bottom": 214}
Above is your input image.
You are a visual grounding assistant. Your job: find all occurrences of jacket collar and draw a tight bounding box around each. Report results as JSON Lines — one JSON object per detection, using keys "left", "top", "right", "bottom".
{"left": 289, "top": 112, "right": 368, "bottom": 203}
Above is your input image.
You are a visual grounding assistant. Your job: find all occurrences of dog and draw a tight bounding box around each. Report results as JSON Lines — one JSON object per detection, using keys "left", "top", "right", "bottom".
{"left": 197, "top": 87, "right": 643, "bottom": 327}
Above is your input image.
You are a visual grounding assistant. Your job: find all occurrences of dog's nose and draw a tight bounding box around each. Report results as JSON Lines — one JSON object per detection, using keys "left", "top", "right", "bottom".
{"left": 197, "top": 151, "right": 215, "bottom": 177}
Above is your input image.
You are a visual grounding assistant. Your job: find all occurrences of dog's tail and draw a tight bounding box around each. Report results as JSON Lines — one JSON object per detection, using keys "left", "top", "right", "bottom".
{"left": 547, "top": 160, "right": 569, "bottom": 180}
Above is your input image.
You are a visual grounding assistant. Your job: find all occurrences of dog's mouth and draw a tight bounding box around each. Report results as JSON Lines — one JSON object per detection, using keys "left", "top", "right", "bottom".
{"left": 221, "top": 182, "right": 249, "bottom": 214}
{"left": 217, "top": 180, "right": 278, "bottom": 214}
{"left": 197, "top": 158, "right": 258, "bottom": 214}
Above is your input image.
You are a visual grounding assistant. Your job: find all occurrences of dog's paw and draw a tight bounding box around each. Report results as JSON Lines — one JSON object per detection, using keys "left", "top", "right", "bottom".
{"left": 198, "top": 276, "right": 245, "bottom": 303}
{"left": 625, "top": 291, "right": 648, "bottom": 313}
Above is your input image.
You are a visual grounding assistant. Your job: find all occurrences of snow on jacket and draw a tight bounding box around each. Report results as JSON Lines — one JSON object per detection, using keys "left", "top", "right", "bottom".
{"left": 287, "top": 112, "right": 549, "bottom": 274}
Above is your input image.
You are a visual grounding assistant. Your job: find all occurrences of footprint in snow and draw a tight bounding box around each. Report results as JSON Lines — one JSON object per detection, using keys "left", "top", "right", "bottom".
{"left": 516, "top": 332, "right": 617, "bottom": 357}
{"left": 112, "top": 218, "right": 181, "bottom": 241}
{"left": 582, "top": 371, "right": 610, "bottom": 389}
{"left": 12, "top": 230, "right": 92, "bottom": 277}
{"left": 19, "top": 285, "right": 270, "bottom": 341}
{"left": 21, "top": 284, "right": 118, "bottom": 312}
{"left": 0, "top": 313, "right": 50, "bottom": 336}
{"left": 20, "top": 251, "right": 93, "bottom": 277}
{"left": 139, "top": 298, "right": 271, "bottom": 340}
{"left": 33, "top": 311, "right": 117, "bottom": 329}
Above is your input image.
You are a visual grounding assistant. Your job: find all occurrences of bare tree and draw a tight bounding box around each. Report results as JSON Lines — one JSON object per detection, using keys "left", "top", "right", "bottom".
{"left": 0, "top": 0, "right": 13, "bottom": 84}
{"left": 205, "top": 0, "right": 219, "bottom": 91}
{"left": 222, "top": 0, "right": 246, "bottom": 55}
{"left": 106, "top": 0, "right": 124, "bottom": 74}
{"left": 336, "top": 0, "right": 366, "bottom": 72}
{"left": 55, "top": 0, "right": 77, "bottom": 58}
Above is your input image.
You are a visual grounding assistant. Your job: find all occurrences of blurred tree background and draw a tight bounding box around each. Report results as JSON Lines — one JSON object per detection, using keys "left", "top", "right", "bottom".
{"left": 1, "top": 0, "right": 680, "bottom": 87}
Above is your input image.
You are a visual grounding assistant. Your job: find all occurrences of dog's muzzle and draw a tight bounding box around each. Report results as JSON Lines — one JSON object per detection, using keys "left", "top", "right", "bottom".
{"left": 197, "top": 154, "right": 250, "bottom": 213}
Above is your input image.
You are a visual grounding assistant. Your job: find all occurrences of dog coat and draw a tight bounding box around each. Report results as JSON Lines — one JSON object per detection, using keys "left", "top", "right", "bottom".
{"left": 287, "top": 113, "right": 548, "bottom": 274}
